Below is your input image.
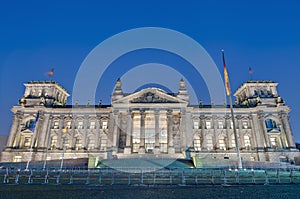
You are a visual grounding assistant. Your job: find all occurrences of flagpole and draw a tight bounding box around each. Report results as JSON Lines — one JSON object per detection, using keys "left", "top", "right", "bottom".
{"left": 228, "top": 93, "right": 243, "bottom": 169}
{"left": 222, "top": 50, "right": 243, "bottom": 170}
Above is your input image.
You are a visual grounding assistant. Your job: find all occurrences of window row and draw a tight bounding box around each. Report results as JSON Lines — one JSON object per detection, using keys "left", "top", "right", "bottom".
{"left": 193, "top": 134, "right": 252, "bottom": 151}
{"left": 51, "top": 121, "right": 108, "bottom": 130}
{"left": 193, "top": 121, "right": 250, "bottom": 130}
{"left": 50, "top": 135, "right": 107, "bottom": 151}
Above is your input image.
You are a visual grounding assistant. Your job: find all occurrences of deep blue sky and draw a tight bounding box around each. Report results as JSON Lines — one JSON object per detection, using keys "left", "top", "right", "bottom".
{"left": 1, "top": 0, "right": 300, "bottom": 143}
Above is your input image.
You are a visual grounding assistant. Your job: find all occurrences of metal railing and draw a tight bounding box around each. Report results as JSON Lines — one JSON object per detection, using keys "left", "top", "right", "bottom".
{"left": 1, "top": 167, "right": 300, "bottom": 185}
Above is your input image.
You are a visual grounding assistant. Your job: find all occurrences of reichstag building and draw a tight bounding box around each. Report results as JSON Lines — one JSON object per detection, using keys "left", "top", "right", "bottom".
{"left": 1, "top": 79, "right": 299, "bottom": 164}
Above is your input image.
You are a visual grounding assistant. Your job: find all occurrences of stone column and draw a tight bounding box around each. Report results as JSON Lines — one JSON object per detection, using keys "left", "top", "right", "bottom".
{"left": 280, "top": 111, "right": 295, "bottom": 148}
{"left": 167, "top": 110, "right": 175, "bottom": 154}
{"left": 236, "top": 115, "right": 244, "bottom": 149}
{"left": 112, "top": 111, "right": 119, "bottom": 152}
{"left": 153, "top": 110, "right": 160, "bottom": 154}
{"left": 257, "top": 111, "right": 271, "bottom": 148}
{"left": 212, "top": 115, "right": 217, "bottom": 150}
{"left": 248, "top": 115, "right": 258, "bottom": 149}
{"left": 139, "top": 110, "right": 145, "bottom": 154}
{"left": 6, "top": 112, "right": 22, "bottom": 148}
{"left": 251, "top": 114, "right": 265, "bottom": 151}
{"left": 58, "top": 115, "right": 64, "bottom": 149}
{"left": 225, "top": 115, "right": 231, "bottom": 150}
{"left": 124, "top": 110, "right": 132, "bottom": 154}
{"left": 181, "top": 110, "right": 187, "bottom": 152}
{"left": 37, "top": 113, "right": 50, "bottom": 148}
{"left": 200, "top": 115, "right": 205, "bottom": 150}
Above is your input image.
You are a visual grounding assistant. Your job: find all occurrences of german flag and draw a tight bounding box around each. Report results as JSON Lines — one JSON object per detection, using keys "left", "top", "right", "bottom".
{"left": 47, "top": 68, "right": 54, "bottom": 78}
{"left": 222, "top": 50, "right": 231, "bottom": 96}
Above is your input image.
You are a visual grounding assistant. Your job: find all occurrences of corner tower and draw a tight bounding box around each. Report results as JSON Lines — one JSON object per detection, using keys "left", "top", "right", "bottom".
{"left": 19, "top": 81, "right": 70, "bottom": 107}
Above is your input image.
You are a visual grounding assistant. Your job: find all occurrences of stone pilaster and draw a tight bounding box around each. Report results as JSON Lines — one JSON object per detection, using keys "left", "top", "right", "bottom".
{"left": 280, "top": 111, "right": 295, "bottom": 148}
{"left": 154, "top": 110, "right": 160, "bottom": 154}
{"left": 6, "top": 112, "right": 22, "bottom": 148}
{"left": 252, "top": 113, "right": 265, "bottom": 151}
{"left": 124, "top": 110, "right": 132, "bottom": 154}
{"left": 139, "top": 110, "right": 145, "bottom": 154}
{"left": 200, "top": 115, "right": 205, "bottom": 150}
{"left": 167, "top": 110, "right": 175, "bottom": 154}
{"left": 37, "top": 113, "right": 50, "bottom": 148}
{"left": 112, "top": 111, "right": 119, "bottom": 152}
{"left": 257, "top": 111, "right": 271, "bottom": 149}
{"left": 236, "top": 115, "right": 244, "bottom": 149}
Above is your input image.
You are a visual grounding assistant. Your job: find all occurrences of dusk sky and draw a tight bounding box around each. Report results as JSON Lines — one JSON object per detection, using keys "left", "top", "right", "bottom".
{"left": 1, "top": 1, "right": 300, "bottom": 143}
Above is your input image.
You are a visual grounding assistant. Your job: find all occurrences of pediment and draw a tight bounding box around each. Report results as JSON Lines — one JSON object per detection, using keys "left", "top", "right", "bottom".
{"left": 113, "top": 88, "right": 186, "bottom": 104}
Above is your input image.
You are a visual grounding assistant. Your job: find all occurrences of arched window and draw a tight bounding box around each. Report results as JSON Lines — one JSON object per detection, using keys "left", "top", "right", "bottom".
{"left": 25, "top": 119, "right": 35, "bottom": 131}
{"left": 87, "top": 137, "right": 94, "bottom": 150}
{"left": 260, "top": 90, "right": 264, "bottom": 96}
{"left": 193, "top": 135, "right": 201, "bottom": 151}
{"left": 265, "top": 119, "right": 278, "bottom": 132}
{"left": 253, "top": 90, "right": 258, "bottom": 97}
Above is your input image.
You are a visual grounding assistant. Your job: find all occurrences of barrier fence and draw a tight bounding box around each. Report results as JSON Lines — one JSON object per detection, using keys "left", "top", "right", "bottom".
{"left": 1, "top": 167, "right": 300, "bottom": 186}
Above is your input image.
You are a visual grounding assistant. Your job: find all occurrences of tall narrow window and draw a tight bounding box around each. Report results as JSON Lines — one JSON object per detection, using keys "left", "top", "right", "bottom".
{"left": 159, "top": 114, "right": 168, "bottom": 153}
{"left": 78, "top": 121, "right": 84, "bottom": 129}
{"left": 218, "top": 121, "right": 224, "bottom": 129}
{"left": 132, "top": 114, "right": 141, "bottom": 153}
{"left": 53, "top": 121, "right": 59, "bottom": 129}
{"left": 90, "top": 121, "right": 96, "bottom": 129}
{"left": 193, "top": 121, "right": 199, "bottom": 129}
{"left": 206, "top": 135, "right": 213, "bottom": 150}
{"left": 24, "top": 137, "right": 31, "bottom": 148}
{"left": 231, "top": 134, "right": 236, "bottom": 148}
{"left": 102, "top": 121, "right": 108, "bottom": 129}
{"left": 206, "top": 121, "right": 212, "bottom": 129}
{"left": 87, "top": 137, "right": 94, "bottom": 150}
{"left": 50, "top": 135, "right": 57, "bottom": 150}
{"left": 66, "top": 121, "right": 72, "bottom": 129}
{"left": 145, "top": 114, "right": 155, "bottom": 153}
{"left": 244, "top": 135, "right": 251, "bottom": 149}
{"left": 218, "top": 136, "right": 226, "bottom": 150}
{"left": 194, "top": 135, "right": 201, "bottom": 151}
{"left": 99, "top": 137, "right": 107, "bottom": 151}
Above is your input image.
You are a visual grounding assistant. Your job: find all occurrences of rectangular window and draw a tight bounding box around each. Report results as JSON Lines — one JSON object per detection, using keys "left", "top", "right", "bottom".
{"left": 78, "top": 121, "right": 83, "bottom": 129}
{"left": 243, "top": 121, "right": 248, "bottom": 129}
{"left": 218, "top": 121, "right": 224, "bottom": 129}
{"left": 53, "top": 121, "right": 59, "bottom": 129}
{"left": 66, "top": 121, "right": 72, "bottom": 129}
{"left": 193, "top": 121, "right": 199, "bottom": 129}
{"left": 102, "top": 121, "right": 108, "bottom": 129}
{"left": 90, "top": 121, "right": 96, "bottom": 129}
{"left": 24, "top": 137, "right": 31, "bottom": 148}
{"left": 13, "top": 156, "right": 22, "bottom": 163}
{"left": 100, "top": 139, "right": 107, "bottom": 151}
{"left": 206, "top": 137, "right": 213, "bottom": 150}
{"left": 206, "top": 121, "right": 211, "bottom": 129}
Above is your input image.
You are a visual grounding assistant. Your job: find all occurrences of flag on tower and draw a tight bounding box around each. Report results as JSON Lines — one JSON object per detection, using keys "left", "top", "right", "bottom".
{"left": 47, "top": 68, "right": 54, "bottom": 79}
{"left": 222, "top": 50, "right": 231, "bottom": 96}
{"left": 249, "top": 67, "right": 253, "bottom": 80}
